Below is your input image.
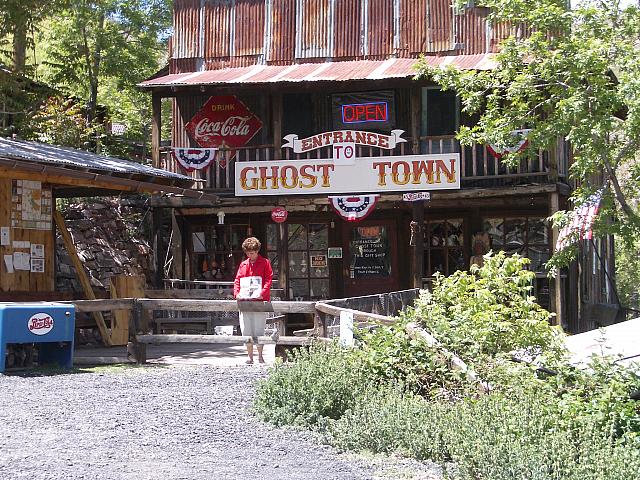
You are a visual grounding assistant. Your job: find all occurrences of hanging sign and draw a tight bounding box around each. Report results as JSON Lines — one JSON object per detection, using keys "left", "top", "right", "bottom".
{"left": 327, "top": 247, "right": 343, "bottom": 259}
{"left": 402, "top": 192, "right": 431, "bottom": 202}
{"left": 271, "top": 207, "right": 288, "bottom": 223}
{"left": 172, "top": 148, "right": 218, "bottom": 172}
{"left": 329, "top": 195, "right": 379, "bottom": 222}
{"left": 487, "top": 129, "right": 532, "bottom": 159}
{"left": 185, "top": 95, "right": 262, "bottom": 150}
{"left": 235, "top": 154, "right": 460, "bottom": 196}
{"left": 282, "top": 130, "right": 406, "bottom": 154}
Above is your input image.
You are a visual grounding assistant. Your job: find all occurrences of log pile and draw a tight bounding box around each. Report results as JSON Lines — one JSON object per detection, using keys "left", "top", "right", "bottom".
{"left": 55, "top": 197, "right": 153, "bottom": 293}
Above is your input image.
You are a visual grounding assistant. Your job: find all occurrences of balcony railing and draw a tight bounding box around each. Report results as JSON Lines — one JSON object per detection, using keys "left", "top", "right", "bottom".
{"left": 162, "top": 135, "right": 568, "bottom": 192}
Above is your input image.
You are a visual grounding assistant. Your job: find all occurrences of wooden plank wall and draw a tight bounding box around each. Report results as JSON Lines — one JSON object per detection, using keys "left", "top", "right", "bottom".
{"left": 0, "top": 177, "right": 55, "bottom": 294}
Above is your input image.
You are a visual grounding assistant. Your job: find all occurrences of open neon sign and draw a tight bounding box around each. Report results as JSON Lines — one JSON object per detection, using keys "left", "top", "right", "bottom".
{"left": 341, "top": 102, "right": 389, "bottom": 124}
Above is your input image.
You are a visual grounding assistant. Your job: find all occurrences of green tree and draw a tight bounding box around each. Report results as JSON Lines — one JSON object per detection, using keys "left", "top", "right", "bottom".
{"left": 38, "top": 0, "right": 171, "bottom": 131}
{"left": 418, "top": 0, "right": 640, "bottom": 266}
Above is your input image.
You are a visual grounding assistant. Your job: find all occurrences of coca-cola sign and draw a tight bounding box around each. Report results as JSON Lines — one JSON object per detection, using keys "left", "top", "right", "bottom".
{"left": 271, "top": 207, "right": 288, "bottom": 223}
{"left": 28, "top": 313, "right": 54, "bottom": 336}
{"left": 185, "top": 96, "right": 263, "bottom": 149}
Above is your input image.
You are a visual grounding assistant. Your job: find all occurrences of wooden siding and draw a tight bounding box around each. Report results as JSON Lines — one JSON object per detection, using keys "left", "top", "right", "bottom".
{"left": 169, "top": 1, "right": 521, "bottom": 73}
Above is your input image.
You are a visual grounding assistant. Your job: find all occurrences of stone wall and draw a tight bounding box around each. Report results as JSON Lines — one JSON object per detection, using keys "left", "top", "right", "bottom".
{"left": 56, "top": 197, "right": 154, "bottom": 294}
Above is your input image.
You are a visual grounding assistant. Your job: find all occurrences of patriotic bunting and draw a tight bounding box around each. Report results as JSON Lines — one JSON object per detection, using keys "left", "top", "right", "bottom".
{"left": 172, "top": 148, "right": 218, "bottom": 172}
{"left": 487, "top": 129, "right": 531, "bottom": 159}
{"left": 329, "top": 195, "right": 379, "bottom": 222}
{"left": 555, "top": 191, "right": 603, "bottom": 251}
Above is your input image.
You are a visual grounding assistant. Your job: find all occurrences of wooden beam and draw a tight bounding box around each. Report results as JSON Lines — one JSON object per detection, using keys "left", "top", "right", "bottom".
{"left": 137, "top": 298, "right": 316, "bottom": 313}
{"left": 0, "top": 162, "right": 218, "bottom": 203}
{"left": 68, "top": 298, "right": 135, "bottom": 312}
{"left": 314, "top": 302, "right": 395, "bottom": 325}
{"left": 54, "top": 210, "right": 113, "bottom": 346}
{"left": 136, "top": 334, "right": 326, "bottom": 346}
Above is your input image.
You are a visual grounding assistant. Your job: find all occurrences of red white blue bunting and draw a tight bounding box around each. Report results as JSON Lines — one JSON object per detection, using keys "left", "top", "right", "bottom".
{"left": 487, "top": 129, "right": 531, "bottom": 159}
{"left": 172, "top": 148, "right": 218, "bottom": 172}
{"left": 329, "top": 195, "right": 379, "bottom": 222}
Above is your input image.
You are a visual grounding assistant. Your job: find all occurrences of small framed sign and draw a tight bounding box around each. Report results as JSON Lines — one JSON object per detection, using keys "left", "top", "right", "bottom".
{"left": 402, "top": 192, "right": 431, "bottom": 202}
{"left": 311, "top": 254, "right": 328, "bottom": 268}
{"left": 328, "top": 247, "right": 343, "bottom": 259}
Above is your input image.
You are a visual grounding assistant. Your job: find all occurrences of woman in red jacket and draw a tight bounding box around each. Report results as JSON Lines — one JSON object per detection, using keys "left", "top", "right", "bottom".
{"left": 234, "top": 237, "right": 273, "bottom": 364}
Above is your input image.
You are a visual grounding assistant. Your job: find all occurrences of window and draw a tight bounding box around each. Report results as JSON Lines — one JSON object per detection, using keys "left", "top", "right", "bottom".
{"left": 424, "top": 218, "right": 465, "bottom": 277}
{"left": 287, "top": 223, "right": 330, "bottom": 300}
{"left": 483, "top": 216, "right": 551, "bottom": 309}
{"left": 483, "top": 216, "right": 550, "bottom": 272}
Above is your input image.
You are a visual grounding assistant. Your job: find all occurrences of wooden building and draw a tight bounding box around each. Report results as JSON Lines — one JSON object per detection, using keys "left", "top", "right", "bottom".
{"left": 140, "top": 0, "right": 616, "bottom": 332}
{"left": 0, "top": 137, "right": 209, "bottom": 302}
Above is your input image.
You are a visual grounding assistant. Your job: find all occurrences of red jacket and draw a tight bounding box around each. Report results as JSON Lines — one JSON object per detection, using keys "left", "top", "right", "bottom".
{"left": 234, "top": 255, "right": 273, "bottom": 301}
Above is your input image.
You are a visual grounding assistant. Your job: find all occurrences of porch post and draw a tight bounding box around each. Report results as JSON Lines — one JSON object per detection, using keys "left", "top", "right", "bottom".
{"left": 272, "top": 93, "right": 283, "bottom": 160}
{"left": 412, "top": 202, "right": 425, "bottom": 288}
{"left": 550, "top": 191, "right": 564, "bottom": 328}
{"left": 151, "top": 94, "right": 162, "bottom": 169}
{"left": 410, "top": 86, "right": 424, "bottom": 288}
{"left": 152, "top": 207, "right": 165, "bottom": 288}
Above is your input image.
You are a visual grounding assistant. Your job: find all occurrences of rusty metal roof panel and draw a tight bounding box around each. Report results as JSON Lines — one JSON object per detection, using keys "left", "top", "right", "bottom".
{"left": 0, "top": 138, "right": 191, "bottom": 181}
{"left": 140, "top": 54, "right": 496, "bottom": 88}
{"left": 333, "top": 0, "right": 361, "bottom": 58}
{"left": 173, "top": 0, "right": 201, "bottom": 59}
{"left": 366, "top": 0, "right": 394, "bottom": 56}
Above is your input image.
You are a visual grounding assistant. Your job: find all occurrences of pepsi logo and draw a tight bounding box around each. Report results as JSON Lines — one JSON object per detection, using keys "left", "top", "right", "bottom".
{"left": 28, "top": 313, "right": 54, "bottom": 336}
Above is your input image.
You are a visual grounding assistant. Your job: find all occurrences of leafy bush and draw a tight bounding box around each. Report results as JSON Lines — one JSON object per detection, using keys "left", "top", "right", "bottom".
{"left": 406, "top": 252, "right": 565, "bottom": 362}
{"left": 254, "top": 253, "right": 640, "bottom": 479}
{"left": 357, "top": 320, "right": 471, "bottom": 398}
{"left": 325, "top": 386, "right": 450, "bottom": 462}
{"left": 253, "top": 343, "right": 372, "bottom": 427}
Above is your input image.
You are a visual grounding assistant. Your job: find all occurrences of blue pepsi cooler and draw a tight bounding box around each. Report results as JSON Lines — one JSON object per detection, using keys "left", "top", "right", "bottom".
{"left": 0, "top": 302, "right": 75, "bottom": 373}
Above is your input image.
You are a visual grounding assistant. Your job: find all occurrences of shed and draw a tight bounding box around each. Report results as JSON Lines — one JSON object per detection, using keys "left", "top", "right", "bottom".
{"left": 0, "top": 137, "right": 217, "bottom": 300}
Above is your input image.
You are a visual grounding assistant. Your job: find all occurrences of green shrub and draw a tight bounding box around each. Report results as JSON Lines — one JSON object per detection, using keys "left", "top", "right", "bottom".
{"left": 253, "top": 252, "right": 640, "bottom": 479}
{"left": 406, "top": 252, "right": 565, "bottom": 362}
{"left": 253, "top": 342, "right": 372, "bottom": 427}
{"left": 325, "top": 386, "right": 450, "bottom": 462}
{"left": 357, "top": 320, "right": 471, "bottom": 398}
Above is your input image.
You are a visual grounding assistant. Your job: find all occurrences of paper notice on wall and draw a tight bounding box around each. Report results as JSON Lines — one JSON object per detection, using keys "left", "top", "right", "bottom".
{"left": 30, "top": 243, "right": 45, "bottom": 258}
{"left": 30, "top": 257, "right": 45, "bottom": 273}
{"left": 13, "top": 251, "right": 31, "bottom": 271}
{"left": 3, "top": 255, "right": 14, "bottom": 273}
{"left": 12, "top": 240, "right": 30, "bottom": 249}
{"left": 0, "top": 227, "right": 9, "bottom": 246}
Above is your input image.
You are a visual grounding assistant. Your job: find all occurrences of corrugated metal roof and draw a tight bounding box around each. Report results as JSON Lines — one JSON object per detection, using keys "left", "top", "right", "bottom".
{"left": 0, "top": 137, "right": 190, "bottom": 182}
{"left": 139, "top": 55, "right": 495, "bottom": 88}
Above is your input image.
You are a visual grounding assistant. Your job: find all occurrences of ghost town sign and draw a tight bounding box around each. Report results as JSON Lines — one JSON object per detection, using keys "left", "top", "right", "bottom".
{"left": 234, "top": 154, "right": 461, "bottom": 196}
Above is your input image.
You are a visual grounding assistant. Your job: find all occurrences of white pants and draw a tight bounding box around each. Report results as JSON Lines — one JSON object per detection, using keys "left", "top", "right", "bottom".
{"left": 239, "top": 312, "right": 267, "bottom": 338}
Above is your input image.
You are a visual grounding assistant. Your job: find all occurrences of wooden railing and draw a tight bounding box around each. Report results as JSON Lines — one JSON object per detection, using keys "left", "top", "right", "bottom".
{"left": 162, "top": 136, "right": 569, "bottom": 192}
{"left": 68, "top": 289, "right": 488, "bottom": 390}
{"left": 67, "top": 289, "right": 421, "bottom": 361}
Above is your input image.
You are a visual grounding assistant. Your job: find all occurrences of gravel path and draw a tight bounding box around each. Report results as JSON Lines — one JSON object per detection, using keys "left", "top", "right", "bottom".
{"left": 0, "top": 365, "right": 442, "bottom": 480}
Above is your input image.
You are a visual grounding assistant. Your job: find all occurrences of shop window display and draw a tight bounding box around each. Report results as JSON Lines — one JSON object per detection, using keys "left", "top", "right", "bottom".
{"left": 288, "top": 223, "right": 330, "bottom": 300}
{"left": 423, "top": 219, "right": 465, "bottom": 277}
